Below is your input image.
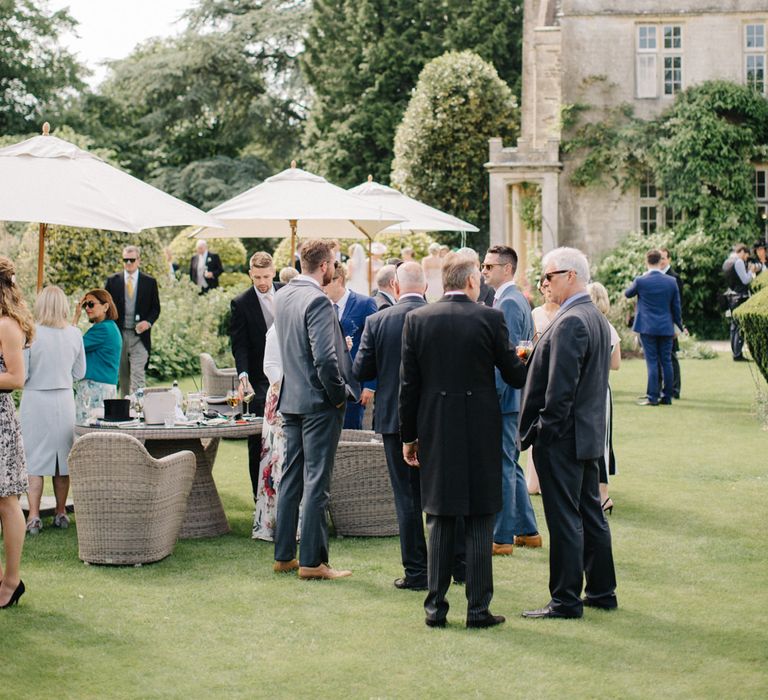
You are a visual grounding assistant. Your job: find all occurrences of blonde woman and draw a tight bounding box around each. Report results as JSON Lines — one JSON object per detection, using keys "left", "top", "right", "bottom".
{"left": 21, "top": 286, "right": 85, "bottom": 535}
{"left": 587, "top": 281, "right": 621, "bottom": 515}
{"left": 422, "top": 242, "right": 444, "bottom": 301}
{"left": 0, "top": 256, "right": 34, "bottom": 607}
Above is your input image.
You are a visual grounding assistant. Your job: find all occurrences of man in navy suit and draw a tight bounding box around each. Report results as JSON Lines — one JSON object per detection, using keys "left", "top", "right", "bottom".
{"left": 481, "top": 245, "right": 540, "bottom": 554}
{"left": 353, "top": 262, "right": 430, "bottom": 590}
{"left": 189, "top": 239, "right": 223, "bottom": 293}
{"left": 625, "top": 249, "right": 682, "bottom": 406}
{"left": 323, "top": 261, "right": 377, "bottom": 428}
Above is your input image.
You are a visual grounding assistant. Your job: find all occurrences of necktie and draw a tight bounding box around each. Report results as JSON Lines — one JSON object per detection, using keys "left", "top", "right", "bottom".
{"left": 126, "top": 275, "right": 134, "bottom": 298}
{"left": 264, "top": 292, "right": 273, "bottom": 314}
{"left": 492, "top": 296, "right": 498, "bottom": 308}
{"left": 333, "top": 303, "right": 340, "bottom": 320}
{"left": 262, "top": 291, "right": 274, "bottom": 328}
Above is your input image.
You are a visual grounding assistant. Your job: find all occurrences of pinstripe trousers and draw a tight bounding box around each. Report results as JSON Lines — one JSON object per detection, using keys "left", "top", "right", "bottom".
{"left": 425, "top": 513, "right": 495, "bottom": 623}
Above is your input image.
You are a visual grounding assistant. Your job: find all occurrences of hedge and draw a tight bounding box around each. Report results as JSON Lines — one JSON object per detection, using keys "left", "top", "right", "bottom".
{"left": 734, "top": 286, "right": 768, "bottom": 384}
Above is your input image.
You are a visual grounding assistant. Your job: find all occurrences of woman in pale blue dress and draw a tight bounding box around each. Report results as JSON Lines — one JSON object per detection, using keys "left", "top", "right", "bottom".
{"left": 21, "top": 286, "right": 85, "bottom": 534}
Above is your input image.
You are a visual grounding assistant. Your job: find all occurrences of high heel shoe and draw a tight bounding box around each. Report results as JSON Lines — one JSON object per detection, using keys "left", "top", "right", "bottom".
{"left": 601, "top": 498, "right": 614, "bottom": 515}
{"left": 0, "top": 580, "right": 25, "bottom": 608}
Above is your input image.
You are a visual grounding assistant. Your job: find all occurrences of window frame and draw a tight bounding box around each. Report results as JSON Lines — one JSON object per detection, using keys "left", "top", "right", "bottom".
{"left": 745, "top": 23, "right": 767, "bottom": 95}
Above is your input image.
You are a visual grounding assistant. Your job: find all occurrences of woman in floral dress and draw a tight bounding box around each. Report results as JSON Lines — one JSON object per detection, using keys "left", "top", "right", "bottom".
{"left": 0, "top": 256, "right": 35, "bottom": 608}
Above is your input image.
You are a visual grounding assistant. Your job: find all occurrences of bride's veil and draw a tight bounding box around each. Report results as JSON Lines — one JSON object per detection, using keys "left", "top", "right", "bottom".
{"left": 348, "top": 242, "right": 369, "bottom": 294}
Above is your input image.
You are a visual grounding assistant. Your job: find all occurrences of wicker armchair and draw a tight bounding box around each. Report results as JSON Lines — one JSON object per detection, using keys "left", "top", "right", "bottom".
{"left": 329, "top": 429, "right": 398, "bottom": 537}
{"left": 200, "top": 352, "right": 237, "bottom": 397}
{"left": 68, "top": 432, "right": 196, "bottom": 565}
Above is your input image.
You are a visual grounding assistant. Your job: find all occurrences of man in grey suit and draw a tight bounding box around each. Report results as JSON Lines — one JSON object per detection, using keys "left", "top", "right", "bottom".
{"left": 273, "top": 240, "right": 358, "bottom": 580}
{"left": 482, "top": 245, "right": 541, "bottom": 555}
{"left": 353, "top": 262, "right": 430, "bottom": 590}
{"left": 519, "top": 247, "right": 617, "bottom": 619}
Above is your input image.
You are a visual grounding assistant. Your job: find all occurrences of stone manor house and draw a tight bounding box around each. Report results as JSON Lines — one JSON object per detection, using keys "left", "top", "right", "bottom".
{"left": 487, "top": 0, "right": 768, "bottom": 275}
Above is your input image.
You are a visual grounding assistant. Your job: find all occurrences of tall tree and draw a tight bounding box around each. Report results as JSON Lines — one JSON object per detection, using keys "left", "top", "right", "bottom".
{"left": 301, "top": 0, "right": 523, "bottom": 186}
{"left": 0, "top": 0, "right": 85, "bottom": 133}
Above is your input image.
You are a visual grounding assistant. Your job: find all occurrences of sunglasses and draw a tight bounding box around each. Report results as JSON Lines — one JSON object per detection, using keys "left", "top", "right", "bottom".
{"left": 81, "top": 301, "right": 98, "bottom": 309}
{"left": 123, "top": 257, "right": 137, "bottom": 263}
{"left": 481, "top": 263, "right": 506, "bottom": 270}
{"left": 543, "top": 269, "right": 571, "bottom": 282}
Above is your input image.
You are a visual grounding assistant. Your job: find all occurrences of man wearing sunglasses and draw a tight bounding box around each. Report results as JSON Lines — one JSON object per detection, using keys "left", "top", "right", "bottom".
{"left": 519, "top": 247, "right": 617, "bottom": 619}
{"left": 105, "top": 245, "right": 161, "bottom": 396}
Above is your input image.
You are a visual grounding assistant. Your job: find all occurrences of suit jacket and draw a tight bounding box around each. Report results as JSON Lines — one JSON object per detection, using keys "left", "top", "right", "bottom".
{"left": 352, "top": 295, "right": 426, "bottom": 434}
{"left": 664, "top": 266, "right": 684, "bottom": 300}
{"left": 519, "top": 296, "right": 611, "bottom": 460}
{"left": 494, "top": 283, "right": 534, "bottom": 414}
{"left": 104, "top": 271, "right": 161, "bottom": 353}
{"left": 399, "top": 295, "right": 526, "bottom": 516}
{"left": 190, "top": 252, "right": 223, "bottom": 289}
{"left": 625, "top": 270, "right": 682, "bottom": 335}
{"left": 275, "top": 278, "right": 358, "bottom": 414}
{"left": 374, "top": 290, "right": 395, "bottom": 310}
{"left": 340, "top": 289, "right": 378, "bottom": 393}
{"left": 478, "top": 279, "right": 496, "bottom": 307}
{"left": 229, "top": 283, "right": 283, "bottom": 404}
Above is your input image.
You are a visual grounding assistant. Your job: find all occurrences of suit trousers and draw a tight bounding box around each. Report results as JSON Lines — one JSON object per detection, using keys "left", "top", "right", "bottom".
{"left": 494, "top": 411, "right": 538, "bottom": 543}
{"left": 656, "top": 338, "right": 681, "bottom": 399}
{"left": 343, "top": 399, "right": 364, "bottom": 429}
{"left": 274, "top": 406, "right": 344, "bottom": 567}
{"left": 119, "top": 329, "right": 148, "bottom": 396}
{"left": 533, "top": 438, "right": 617, "bottom": 615}
{"left": 425, "top": 513, "right": 494, "bottom": 623}
{"left": 246, "top": 398, "right": 266, "bottom": 503}
{"left": 382, "top": 434, "right": 428, "bottom": 584}
{"left": 640, "top": 333, "right": 673, "bottom": 402}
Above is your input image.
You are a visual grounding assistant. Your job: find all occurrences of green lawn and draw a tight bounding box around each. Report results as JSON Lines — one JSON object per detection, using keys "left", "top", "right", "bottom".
{"left": 1, "top": 355, "right": 766, "bottom": 698}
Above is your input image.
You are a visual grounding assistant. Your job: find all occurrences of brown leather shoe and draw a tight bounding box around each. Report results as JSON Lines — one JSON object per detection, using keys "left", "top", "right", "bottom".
{"left": 514, "top": 534, "right": 543, "bottom": 548}
{"left": 273, "top": 559, "right": 299, "bottom": 573}
{"left": 298, "top": 563, "right": 352, "bottom": 580}
{"left": 492, "top": 543, "right": 514, "bottom": 556}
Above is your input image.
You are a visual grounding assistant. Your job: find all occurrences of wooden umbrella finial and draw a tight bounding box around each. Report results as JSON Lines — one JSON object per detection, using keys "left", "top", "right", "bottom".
{"left": 290, "top": 160, "right": 297, "bottom": 168}
{"left": 367, "top": 174, "right": 373, "bottom": 182}
{"left": 42, "top": 122, "right": 50, "bottom": 135}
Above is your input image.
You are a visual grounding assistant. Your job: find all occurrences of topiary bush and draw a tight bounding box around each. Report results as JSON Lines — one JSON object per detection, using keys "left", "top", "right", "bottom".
{"left": 147, "top": 278, "right": 234, "bottom": 380}
{"left": 168, "top": 229, "right": 248, "bottom": 272}
{"left": 734, "top": 286, "right": 768, "bottom": 384}
{"left": 391, "top": 50, "right": 519, "bottom": 251}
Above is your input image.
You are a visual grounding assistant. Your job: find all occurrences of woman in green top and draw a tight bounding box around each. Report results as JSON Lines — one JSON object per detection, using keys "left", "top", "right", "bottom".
{"left": 73, "top": 288, "right": 123, "bottom": 419}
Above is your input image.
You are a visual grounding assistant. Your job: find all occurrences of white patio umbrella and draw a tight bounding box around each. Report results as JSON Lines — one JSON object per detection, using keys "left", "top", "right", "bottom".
{"left": 348, "top": 177, "right": 479, "bottom": 239}
{"left": 193, "top": 163, "right": 405, "bottom": 283}
{"left": 0, "top": 123, "right": 222, "bottom": 291}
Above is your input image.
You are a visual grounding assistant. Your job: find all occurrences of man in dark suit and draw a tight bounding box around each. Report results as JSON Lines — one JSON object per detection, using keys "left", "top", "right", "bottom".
{"left": 373, "top": 264, "right": 397, "bottom": 310}
{"left": 273, "top": 240, "right": 357, "bottom": 580}
{"left": 625, "top": 249, "right": 682, "bottom": 406}
{"left": 323, "top": 261, "right": 378, "bottom": 429}
{"left": 519, "top": 246, "right": 617, "bottom": 619}
{"left": 230, "top": 251, "right": 283, "bottom": 503}
{"left": 660, "top": 247, "right": 683, "bottom": 398}
{"left": 353, "top": 262, "right": 430, "bottom": 590}
{"left": 105, "top": 245, "right": 161, "bottom": 396}
{"left": 456, "top": 247, "right": 495, "bottom": 306}
{"left": 481, "top": 245, "right": 540, "bottom": 554}
{"left": 400, "top": 253, "right": 526, "bottom": 629}
{"left": 189, "top": 239, "right": 223, "bottom": 293}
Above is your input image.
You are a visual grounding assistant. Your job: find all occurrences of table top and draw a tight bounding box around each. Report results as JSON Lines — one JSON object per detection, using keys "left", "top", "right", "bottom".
{"left": 74, "top": 418, "right": 262, "bottom": 440}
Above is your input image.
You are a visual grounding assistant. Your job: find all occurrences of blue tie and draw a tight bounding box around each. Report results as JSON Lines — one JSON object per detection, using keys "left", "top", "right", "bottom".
{"left": 333, "top": 303, "right": 340, "bottom": 320}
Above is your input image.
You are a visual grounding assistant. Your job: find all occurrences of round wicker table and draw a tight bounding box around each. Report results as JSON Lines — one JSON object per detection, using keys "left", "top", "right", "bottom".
{"left": 74, "top": 420, "right": 262, "bottom": 539}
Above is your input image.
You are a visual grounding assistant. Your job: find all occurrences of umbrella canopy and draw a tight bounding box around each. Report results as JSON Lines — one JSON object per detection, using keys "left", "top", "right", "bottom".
{"left": 0, "top": 130, "right": 221, "bottom": 232}
{"left": 194, "top": 165, "right": 404, "bottom": 241}
{"left": 0, "top": 125, "right": 221, "bottom": 290}
{"left": 348, "top": 178, "right": 479, "bottom": 234}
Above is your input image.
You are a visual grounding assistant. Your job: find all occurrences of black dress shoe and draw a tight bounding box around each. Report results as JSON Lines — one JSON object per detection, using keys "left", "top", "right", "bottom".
{"left": 660, "top": 397, "right": 672, "bottom": 405}
{"left": 425, "top": 617, "right": 446, "bottom": 628}
{"left": 521, "top": 604, "right": 581, "bottom": 619}
{"left": 582, "top": 596, "right": 618, "bottom": 610}
{"left": 466, "top": 612, "right": 506, "bottom": 628}
{"left": 394, "top": 577, "right": 427, "bottom": 591}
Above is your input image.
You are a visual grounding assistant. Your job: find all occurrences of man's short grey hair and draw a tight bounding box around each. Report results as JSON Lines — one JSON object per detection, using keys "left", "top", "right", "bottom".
{"left": 279, "top": 266, "right": 298, "bottom": 283}
{"left": 442, "top": 253, "right": 479, "bottom": 291}
{"left": 376, "top": 264, "right": 397, "bottom": 289}
{"left": 396, "top": 261, "right": 425, "bottom": 289}
{"left": 196, "top": 239, "right": 207, "bottom": 249}
{"left": 541, "top": 246, "right": 590, "bottom": 282}
{"left": 123, "top": 245, "right": 140, "bottom": 258}
{"left": 455, "top": 247, "right": 480, "bottom": 265}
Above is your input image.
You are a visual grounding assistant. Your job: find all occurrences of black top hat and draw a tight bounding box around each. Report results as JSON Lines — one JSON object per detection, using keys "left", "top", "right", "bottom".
{"left": 103, "top": 398, "right": 131, "bottom": 421}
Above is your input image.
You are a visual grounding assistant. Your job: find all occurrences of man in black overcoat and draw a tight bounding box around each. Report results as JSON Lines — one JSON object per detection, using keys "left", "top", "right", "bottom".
{"left": 399, "top": 253, "right": 526, "bottom": 629}
{"left": 519, "top": 246, "right": 617, "bottom": 619}
{"left": 230, "top": 251, "right": 282, "bottom": 502}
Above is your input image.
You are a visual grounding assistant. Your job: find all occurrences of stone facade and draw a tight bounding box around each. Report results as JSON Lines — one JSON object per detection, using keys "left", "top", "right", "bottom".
{"left": 487, "top": 0, "right": 768, "bottom": 272}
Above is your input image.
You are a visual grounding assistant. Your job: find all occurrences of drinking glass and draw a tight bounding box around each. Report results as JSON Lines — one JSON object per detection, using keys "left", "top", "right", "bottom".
{"left": 516, "top": 340, "right": 533, "bottom": 362}
{"left": 226, "top": 389, "right": 241, "bottom": 419}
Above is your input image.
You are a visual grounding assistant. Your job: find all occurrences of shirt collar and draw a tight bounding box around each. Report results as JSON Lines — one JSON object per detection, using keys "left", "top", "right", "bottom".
{"left": 398, "top": 293, "right": 424, "bottom": 301}
{"left": 335, "top": 288, "right": 351, "bottom": 316}
{"left": 559, "top": 291, "right": 589, "bottom": 311}
{"left": 254, "top": 285, "right": 275, "bottom": 297}
{"left": 445, "top": 291, "right": 468, "bottom": 297}
{"left": 493, "top": 279, "right": 516, "bottom": 299}
{"left": 295, "top": 274, "right": 321, "bottom": 288}
{"left": 124, "top": 270, "right": 137, "bottom": 282}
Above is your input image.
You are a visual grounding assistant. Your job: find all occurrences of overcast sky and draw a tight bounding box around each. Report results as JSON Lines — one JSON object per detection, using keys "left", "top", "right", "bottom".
{"left": 50, "top": 0, "right": 195, "bottom": 87}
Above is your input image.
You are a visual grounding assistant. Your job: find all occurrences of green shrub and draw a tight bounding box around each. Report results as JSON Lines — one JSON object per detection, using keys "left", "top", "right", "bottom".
{"left": 734, "top": 286, "right": 768, "bottom": 384}
{"left": 752, "top": 268, "right": 768, "bottom": 292}
{"left": 168, "top": 229, "right": 248, "bottom": 271}
{"left": 219, "top": 272, "right": 251, "bottom": 290}
{"left": 147, "top": 278, "right": 234, "bottom": 380}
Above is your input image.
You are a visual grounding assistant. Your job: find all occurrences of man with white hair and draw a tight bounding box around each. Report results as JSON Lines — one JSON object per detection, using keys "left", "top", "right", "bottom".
{"left": 189, "top": 239, "right": 223, "bottom": 293}
{"left": 519, "top": 246, "right": 617, "bottom": 619}
{"left": 374, "top": 264, "right": 397, "bottom": 310}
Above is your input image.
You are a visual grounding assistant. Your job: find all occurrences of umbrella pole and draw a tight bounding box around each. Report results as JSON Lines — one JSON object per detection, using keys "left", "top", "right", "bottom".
{"left": 36, "top": 223, "right": 47, "bottom": 293}
{"left": 367, "top": 236, "right": 372, "bottom": 293}
{"left": 290, "top": 219, "right": 297, "bottom": 269}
